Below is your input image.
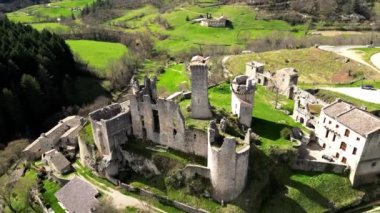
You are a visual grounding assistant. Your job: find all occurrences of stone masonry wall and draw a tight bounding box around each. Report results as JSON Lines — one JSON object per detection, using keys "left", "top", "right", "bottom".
{"left": 190, "top": 64, "right": 212, "bottom": 119}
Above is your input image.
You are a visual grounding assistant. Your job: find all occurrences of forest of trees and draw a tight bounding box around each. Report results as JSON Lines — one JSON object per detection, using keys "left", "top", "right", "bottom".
{"left": 0, "top": 18, "right": 82, "bottom": 144}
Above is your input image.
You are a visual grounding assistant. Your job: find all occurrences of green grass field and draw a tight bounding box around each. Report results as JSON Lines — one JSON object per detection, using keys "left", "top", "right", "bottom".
{"left": 157, "top": 63, "right": 190, "bottom": 96}
{"left": 66, "top": 40, "right": 128, "bottom": 76}
{"left": 262, "top": 171, "right": 364, "bottom": 213}
{"left": 226, "top": 48, "right": 380, "bottom": 85}
{"left": 352, "top": 47, "right": 380, "bottom": 65}
{"left": 108, "top": 4, "right": 306, "bottom": 55}
{"left": 7, "top": 0, "right": 95, "bottom": 22}
{"left": 179, "top": 83, "right": 301, "bottom": 151}
{"left": 29, "top": 22, "right": 70, "bottom": 32}
{"left": 42, "top": 180, "right": 65, "bottom": 213}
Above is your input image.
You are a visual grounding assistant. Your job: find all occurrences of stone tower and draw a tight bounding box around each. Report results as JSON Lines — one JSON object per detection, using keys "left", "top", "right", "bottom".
{"left": 189, "top": 56, "right": 212, "bottom": 119}
{"left": 230, "top": 75, "right": 255, "bottom": 127}
{"left": 207, "top": 122, "right": 250, "bottom": 202}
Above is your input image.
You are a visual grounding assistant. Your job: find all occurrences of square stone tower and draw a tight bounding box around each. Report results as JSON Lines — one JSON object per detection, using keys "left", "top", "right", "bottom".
{"left": 189, "top": 56, "right": 213, "bottom": 119}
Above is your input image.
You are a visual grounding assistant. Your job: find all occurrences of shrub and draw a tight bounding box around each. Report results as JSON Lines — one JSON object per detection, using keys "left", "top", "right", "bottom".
{"left": 280, "top": 127, "right": 292, "bottom": 140}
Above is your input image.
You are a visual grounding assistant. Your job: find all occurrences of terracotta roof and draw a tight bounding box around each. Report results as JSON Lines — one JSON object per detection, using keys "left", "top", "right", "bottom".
{"left": 323, "top": 101, "right": 353, "bottom": 118}
{"left": 337, "top": 108, "right": 380, "bottom": 136}
{"left": 55, "top": 177, "right": 98, "bottom": 213}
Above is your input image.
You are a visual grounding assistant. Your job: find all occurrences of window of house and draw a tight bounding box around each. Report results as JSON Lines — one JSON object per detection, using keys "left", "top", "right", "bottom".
{"left": 336, "top": 124, "right": 339, "bottom": 128}
{"left": 194, "top": 134, "right": 197, "bottom": 140}
{"left": 333, "top": 134, "right": 336, "bottom": 142}
{"left": 322, "top": 143, "right": 326, "bottom": 149}
{"left": 340, "top": 142, "right": 347, "bottom": 151}
{"left": 323, "top": 117, "right": 326, "bottom": 123}
{"left": 336, "top": 153, "right": 340, "bottom": 158}
{"left": 344, "top": 129, "right": 350, "bottom": 137}
{"left": 173, "top": 129, "right": 177, "bottom": 137}
{"left": 356, "top": 137, "right": 360, "bottom": 141}
{"left": 372, "top": 162, "right": 377, "bottom": 167}
{"left": 325, "top": 130, "right": 330, "bottom": 138}
{"left": 342, "top": 157, "right": 347, "bottom": 164}
{"left": 328, "top": 120, "right": 332, "bottom": 124}
{"left": 353, "top": 147, "right": 357, "bottom": 155}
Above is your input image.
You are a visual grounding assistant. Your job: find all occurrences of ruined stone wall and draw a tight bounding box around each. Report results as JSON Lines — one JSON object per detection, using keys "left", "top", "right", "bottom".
{"left": 291, "top": 159, "right": 348, "bottom": 174}
{"left": 207, "top": 128, "right": 250, "bottom": 202}
{"left": 184, "top": 129, "right": 208, "bottom": 157}
{"left": 128, "top": 93, "right": 208, "bottom": 157}
{"left": 183, "top": 164, "right": 210, "bottom": 179}
{"left": 89, "top": 102, "right": 131, "bottom": 155}
{"left": 245, "top": 61, "right": 264, "bottom": 80}
{"left": 78, "top": 135, "right": 96, "bottom": 170}
{"left": 190, "top": 64, "right": 212, "bottom": 119}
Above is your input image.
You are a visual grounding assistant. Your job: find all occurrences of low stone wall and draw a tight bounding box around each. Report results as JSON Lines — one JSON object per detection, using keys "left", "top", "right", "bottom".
{"left": 183, "top": 164, "right": 210, "bottom": 179}
{"left": 119, "top": 182, "right": 209, "bottom": 213}
{"left": 291, "top": 159, "right": 348, "bottom": 175}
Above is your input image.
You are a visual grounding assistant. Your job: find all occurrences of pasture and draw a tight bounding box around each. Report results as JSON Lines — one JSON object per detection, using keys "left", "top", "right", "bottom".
{"left": 226, "top": 48, "right": 380, "bottom": 85}
{"left": 109, "top": 4, "right": 306, "bottom": 55}
{"left": 66, "top": 40, "right": 128, "bottom": 76}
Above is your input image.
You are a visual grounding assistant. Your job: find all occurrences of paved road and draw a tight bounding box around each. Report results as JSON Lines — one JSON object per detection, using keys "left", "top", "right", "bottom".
{"left": 318, "top": 45, "right": 380, "bottom": 72}
{"left": 371, "top": 52, "right": 380, "bottom": 70}
{"left": 322, "top": 87, "right": 380, "bottom": 104}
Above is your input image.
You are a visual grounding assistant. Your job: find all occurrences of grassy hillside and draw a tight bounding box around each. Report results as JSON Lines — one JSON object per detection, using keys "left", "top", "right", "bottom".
{"left": 7, "top": 0, "right": 94, "bottom": 22}
{"left": 226, "top": 48, "right": 380, "bottom": 85}
{"left": 108, "top": 4, "right": 306, "bottom": 55}
{"left": 66, "top": 40, "right": 128, "bottom": 76}
{"left": 157, "top": 63, "right": 190, "bottom": 96}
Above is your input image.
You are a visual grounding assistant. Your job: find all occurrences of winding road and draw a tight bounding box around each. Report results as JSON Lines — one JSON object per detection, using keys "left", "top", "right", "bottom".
{"left": 318, "top": 45, "right": 380, "bottom": 72}
{"left": 371, "top": 52, "right": 380, "bottom": 70}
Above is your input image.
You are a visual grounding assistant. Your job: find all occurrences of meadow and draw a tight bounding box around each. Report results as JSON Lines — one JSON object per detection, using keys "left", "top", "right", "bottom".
{"left": 7, "top": 0, "right": 94, "bottom": 22}
{"left": 66, "top": 40, "right": 128, "bottom": 76}
{"left": 226, "top": 48, "right": 380, "bottom": 85}
{"left": 108, "top": 4, "right": 306, "bottom": 55}
{"left": 156, "top": 63, "right": 190, "bottom": 96}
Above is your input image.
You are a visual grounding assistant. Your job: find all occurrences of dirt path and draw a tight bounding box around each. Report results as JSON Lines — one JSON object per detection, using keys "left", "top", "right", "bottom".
{"left": 371, "top": 52, "right": 380, "bottom": 70}
{"left": 318, "top": 45, "right": 380, "bottom": 72}
{"left": 322, "top": 87, "right": 380, "bottom": 104}
{"left": 77, "top": 175, "right": 163, "bottom": 212}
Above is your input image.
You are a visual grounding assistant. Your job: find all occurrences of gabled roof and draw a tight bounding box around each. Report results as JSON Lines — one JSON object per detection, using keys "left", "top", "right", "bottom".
{"left": 323, "top": 100, "right": 380, "bottom": 136}
{"left": 337, "top": 108, "right": 380, "bottom": 136}
{"left": 55, "top": 177, "right": 98, "bottom": 213}
{"left": 49, "top": 151, "right": 70, "bottom": 172}
{"left": 323, "top": 100, "right": 354, "bottom": 118}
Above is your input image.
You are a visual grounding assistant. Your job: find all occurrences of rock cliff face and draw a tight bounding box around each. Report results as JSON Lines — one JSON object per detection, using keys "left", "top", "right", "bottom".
{"left": 122, "top": 151, "right": 161, "bottom": 178}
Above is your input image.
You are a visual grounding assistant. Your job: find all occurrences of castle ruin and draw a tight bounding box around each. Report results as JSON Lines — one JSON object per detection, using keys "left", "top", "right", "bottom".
{"left": 230, "top": 75, "right": 256, "bottom": 127}
{"left": 189, "top": 56, "right": 213, "bottom": 119}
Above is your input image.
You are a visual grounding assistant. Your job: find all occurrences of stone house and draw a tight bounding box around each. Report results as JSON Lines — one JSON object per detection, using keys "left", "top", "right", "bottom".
{"left": 245, "top": 61, "right": 299, "bottom": 99}
{"left": 55, "top": 177, "right": 99, "bottom": 213}
{"left": 315, "top": 100, "right": 380, "bottom": 186}
{"left": 200, "top": 14, "right": 228, "bottom": 27}
{"left": 24, "top": 116, "right": 85, "bottom": 157}
{"left": 42, "top": 149, "right": 71, "bottom": 175}
{"left": 293, "top": 89, "right": 327, "bottom": 129}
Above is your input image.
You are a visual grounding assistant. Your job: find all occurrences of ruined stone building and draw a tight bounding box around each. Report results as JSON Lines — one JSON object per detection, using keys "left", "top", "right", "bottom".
{"left": 315, "top": 100, "right": 380, "bottom": 186}
{"left": 245, "top": 61, "right": 299, "bottom": 99}
{"left": 189, "top": 56, "right": 213, "bottom": 119}
{"left": 24, "top": 116, "right": 85, "bottom": 157}
{"left": 293, "top": 89, "right": 327, "bottom": 129}
{"left": 200, "top": 14, "right": 227, "bottom": 27}
{"left": 81, "top": 59, "right": 252, "bottom": 202}
{"left": 230, "top": 75, "right": 256, "bottom": 127}
{"left": 42, "top": 149, "right": 71, "bottom": 175}
{"left": 207, "top": 122, "right": 250, "bottom": 202}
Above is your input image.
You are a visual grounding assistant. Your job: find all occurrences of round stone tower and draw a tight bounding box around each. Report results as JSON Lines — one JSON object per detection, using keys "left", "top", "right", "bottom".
{"left": 230, "top": 75, "right": 255, "bottom": 127}
{"left": 207, "top": 123, "right": 250, "bottom": 202}
{"left": 189, "top": 56, "right": 212, "bottom": 119}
